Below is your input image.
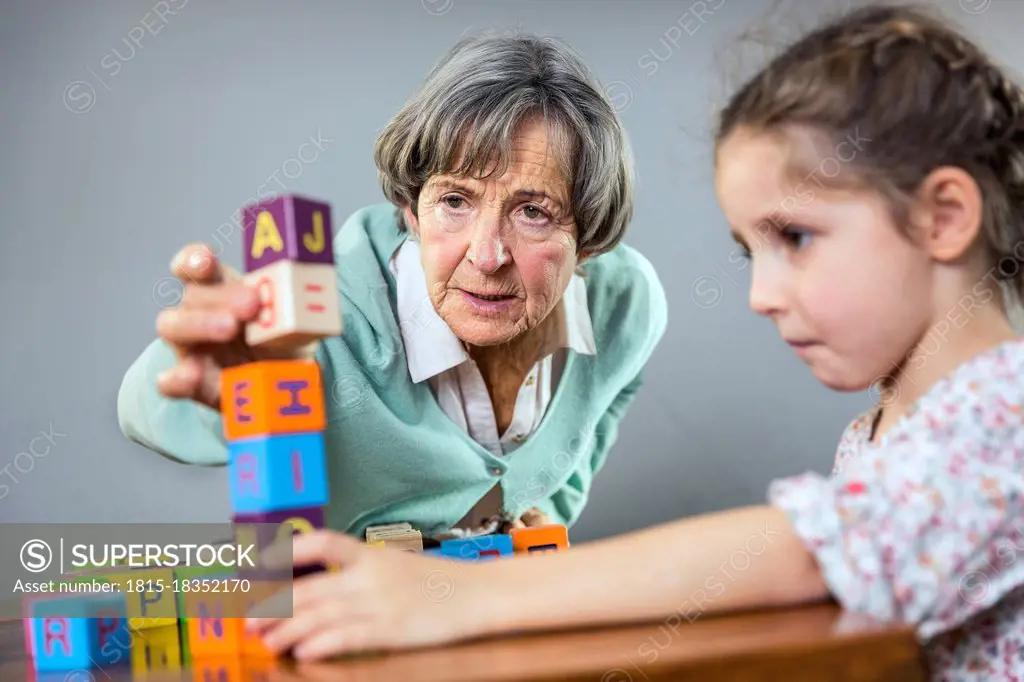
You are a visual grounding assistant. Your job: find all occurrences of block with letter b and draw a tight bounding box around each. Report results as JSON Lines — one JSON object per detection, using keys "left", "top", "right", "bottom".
{"left": 227, "top": 432, "right": 329, "bottom": 514}
{"left": 233, "top": 506, "right": 326, "bottom": 578}
{"left": 220, "top": 360, "right": 325, "bottom": 440}
{"left": 243, "top": 194, "right": 334, "bottom": 272}
{"left": 244, "top": 260, "right": 342, "bottom": 349}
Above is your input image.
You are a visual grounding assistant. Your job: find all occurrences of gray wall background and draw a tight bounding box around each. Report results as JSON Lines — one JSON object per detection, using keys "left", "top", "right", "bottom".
{"left": 1, "top": 0, "right": 1020, "bottom": 542}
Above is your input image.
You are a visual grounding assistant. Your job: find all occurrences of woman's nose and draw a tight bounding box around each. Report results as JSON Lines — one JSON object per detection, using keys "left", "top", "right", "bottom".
{"left": 467, "top": 221, "right": 512, "bottom": 273}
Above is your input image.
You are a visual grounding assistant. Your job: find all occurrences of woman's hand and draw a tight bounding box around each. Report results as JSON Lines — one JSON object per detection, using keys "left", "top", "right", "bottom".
{"left": 154, "top": 243, "right": 312, "bottom": 410}
{"left": 245, "top": 530, "right": 494, "bottom": 660}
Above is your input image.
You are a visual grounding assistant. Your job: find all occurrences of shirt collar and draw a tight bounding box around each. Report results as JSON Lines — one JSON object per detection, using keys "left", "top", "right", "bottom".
{"left": 390, "top": 237, "right": 596, "bottom": 384}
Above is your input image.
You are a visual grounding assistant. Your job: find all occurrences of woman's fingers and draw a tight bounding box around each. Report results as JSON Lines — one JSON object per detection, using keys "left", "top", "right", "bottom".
{"left": 171, "top": 243, "right": 229, "bottom": 285}
{"left": 156, "top": 307, "right": 240, "bottom": 346}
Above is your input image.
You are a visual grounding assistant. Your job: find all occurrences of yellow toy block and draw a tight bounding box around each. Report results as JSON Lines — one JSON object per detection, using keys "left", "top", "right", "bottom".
{"left": 130, "top": 624, "right": 181, "bottom": 676}
{"left": 103, "top": 568, "right": 178, "bottom": 629}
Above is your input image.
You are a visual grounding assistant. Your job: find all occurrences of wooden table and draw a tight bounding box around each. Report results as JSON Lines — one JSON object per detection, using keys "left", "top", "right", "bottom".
{"left": 0, "top": 603, "right": 926, "bottom": 681}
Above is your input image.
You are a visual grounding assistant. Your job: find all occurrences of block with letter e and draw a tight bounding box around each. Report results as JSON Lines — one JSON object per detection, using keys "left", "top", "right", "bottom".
{"left": 220, "top": 360, "right": 325, "bottom": 441}
{"left": 227, "top": 432, "right": 328, "bottom": 514}
{"left": 27, "top": 592, "right": 131, "bottom": 671}
{"left": 233, "top": 506, "right": 327, "bottom": 579}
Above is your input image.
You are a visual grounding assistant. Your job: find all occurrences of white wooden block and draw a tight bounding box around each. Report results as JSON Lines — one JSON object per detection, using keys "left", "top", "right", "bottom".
{"left": 244, "top": 260, "right": 342, "bottom": 349}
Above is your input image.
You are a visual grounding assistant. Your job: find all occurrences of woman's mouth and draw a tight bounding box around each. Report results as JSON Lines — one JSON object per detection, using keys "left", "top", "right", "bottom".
{"left": 460, "top": 290, "right": 519, "bottom": 314}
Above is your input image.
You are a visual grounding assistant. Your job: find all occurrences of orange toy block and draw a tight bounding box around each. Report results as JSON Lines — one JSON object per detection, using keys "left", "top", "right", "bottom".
{"left": 220, "top": 360, "right": 325, "bottom": 440}
{"left": 184, "top": 581, "right": 280, "bottom": 658}
{"left": 244, "top": 260, "right": 342, "bottom": 350}
{"left": 510, "top": 524, "right": 570, "bottom": 555}
{"left": 192, "top": 657, "right": 245, "bottom": 682}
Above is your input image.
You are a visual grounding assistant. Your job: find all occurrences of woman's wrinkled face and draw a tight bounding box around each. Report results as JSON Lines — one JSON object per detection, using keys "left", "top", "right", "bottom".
{"left": 404, "top": 118, "right": 580, "bottom": 347}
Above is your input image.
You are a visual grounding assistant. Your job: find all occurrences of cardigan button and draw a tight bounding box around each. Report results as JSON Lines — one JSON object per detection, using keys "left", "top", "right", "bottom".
{"left": 491, "top": 467, "right": 502, "bottom": 476}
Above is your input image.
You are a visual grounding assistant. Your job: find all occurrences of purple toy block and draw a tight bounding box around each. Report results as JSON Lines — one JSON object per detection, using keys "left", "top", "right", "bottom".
{"left": 232, "top": 506, "right": 327, "bottom": 579}
{"left": 242, "top": 194, "right": 334, "bottom": 273}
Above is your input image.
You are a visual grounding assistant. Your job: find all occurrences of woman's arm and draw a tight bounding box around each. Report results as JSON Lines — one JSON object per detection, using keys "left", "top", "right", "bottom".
{"left": 476, "top": 505, "right": 830, "bottom": 635}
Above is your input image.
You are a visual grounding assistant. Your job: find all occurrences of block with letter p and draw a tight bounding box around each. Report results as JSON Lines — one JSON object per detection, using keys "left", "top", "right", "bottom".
{"left": 220, "top": 360, "right": 325, "bottom": 441}
{"left": 227, "top": 432, "right": 328, "bottom": 514}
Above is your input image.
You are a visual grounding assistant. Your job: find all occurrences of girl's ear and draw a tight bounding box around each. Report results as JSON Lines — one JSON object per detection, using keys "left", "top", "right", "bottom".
{"left": 402, "top": 204, "right": 420, "bottom": 237}
{"left": 914, "top": 166, "right": 984, "bottom": 264}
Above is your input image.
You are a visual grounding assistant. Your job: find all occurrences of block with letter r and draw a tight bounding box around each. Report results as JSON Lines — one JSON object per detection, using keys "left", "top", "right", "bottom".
{"left": 27, "top": 592, "right": 131, "bottom": 672}
{"left": 227, "top": 433, "right": 328, "bottom": 514}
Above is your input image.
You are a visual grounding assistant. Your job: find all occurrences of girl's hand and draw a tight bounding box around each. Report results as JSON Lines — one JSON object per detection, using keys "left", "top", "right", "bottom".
{"left": 245, "top": 530, "right": 491, "bottom": 660}
{"left": 513, "top": 508, "right": 553, "bottom": 529}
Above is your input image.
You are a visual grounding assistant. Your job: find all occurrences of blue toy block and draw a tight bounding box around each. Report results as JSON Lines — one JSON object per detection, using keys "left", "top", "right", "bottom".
{"left": 227, "top": 432, "right": 328, "bottom": 514}
{"left": 29, "top": 593, "right": 131, "bottom": 672}
{"left": 439, "top": 534, "right": 514, "bottom": 561}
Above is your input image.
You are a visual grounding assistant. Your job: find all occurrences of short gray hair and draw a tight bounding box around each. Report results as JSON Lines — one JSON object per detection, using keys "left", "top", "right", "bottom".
{"left": 373, "top": 31, "right": 635, "bottom": 257}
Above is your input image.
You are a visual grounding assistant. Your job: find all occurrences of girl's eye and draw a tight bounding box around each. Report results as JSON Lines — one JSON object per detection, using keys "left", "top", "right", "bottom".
{"left": 780, "top": 227, "right": 812, "bottom": 250}
{"left": 442, "top": 195, "right": 466, "bottom": 209}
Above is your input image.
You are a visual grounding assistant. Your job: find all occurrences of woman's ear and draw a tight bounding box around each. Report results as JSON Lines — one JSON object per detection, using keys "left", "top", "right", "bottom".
{"left": 402, "top": 204, "right": 420, "bottom": 237}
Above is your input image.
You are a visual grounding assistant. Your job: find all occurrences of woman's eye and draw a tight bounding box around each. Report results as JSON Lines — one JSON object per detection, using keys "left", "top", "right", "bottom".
{"left": 521, "top": 204, "right": 549, "bottom": 222}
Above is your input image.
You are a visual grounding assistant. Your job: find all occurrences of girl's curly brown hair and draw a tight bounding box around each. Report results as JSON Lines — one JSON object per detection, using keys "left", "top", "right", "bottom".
{"left": 716, "top": 2, "right": 1024, "bottom": 304}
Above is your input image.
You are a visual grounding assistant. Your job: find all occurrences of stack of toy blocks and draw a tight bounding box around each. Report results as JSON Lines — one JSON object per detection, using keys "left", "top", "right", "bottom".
{"left": 182, "top": 194, "right": 342, "bottom": 666}
{"left": 425, "top": 524, "right": 570, "bottom": 560}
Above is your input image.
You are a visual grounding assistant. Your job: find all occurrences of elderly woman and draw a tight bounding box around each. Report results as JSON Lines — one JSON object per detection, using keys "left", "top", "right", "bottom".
{"left": 117, "top": 34, "right": 666, "bottom": 541}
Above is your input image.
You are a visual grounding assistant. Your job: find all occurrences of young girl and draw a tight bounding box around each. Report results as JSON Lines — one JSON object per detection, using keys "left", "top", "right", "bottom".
{"left": 246, "top": 4, "right": 1024, "bottom": 678}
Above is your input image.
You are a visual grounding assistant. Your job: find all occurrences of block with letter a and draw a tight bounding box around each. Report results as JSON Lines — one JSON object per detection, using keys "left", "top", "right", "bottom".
{"left": 241, "top": 193, "right": 341, "bottom": 350}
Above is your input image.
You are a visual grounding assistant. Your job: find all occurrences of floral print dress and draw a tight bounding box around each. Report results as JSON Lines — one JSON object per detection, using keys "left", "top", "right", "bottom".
{"left": 769, "top": 338, "right": 1024, "bottom": 681}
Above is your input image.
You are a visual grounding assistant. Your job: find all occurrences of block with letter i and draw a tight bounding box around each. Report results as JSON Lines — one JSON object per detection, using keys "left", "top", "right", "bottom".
{"left": 242, "top": 194, "right": 342, "bottom": 350}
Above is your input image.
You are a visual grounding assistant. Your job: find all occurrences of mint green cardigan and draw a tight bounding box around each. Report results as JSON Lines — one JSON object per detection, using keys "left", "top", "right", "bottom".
{"left": 117, "top": 203, "right": 668, "bottom": 538}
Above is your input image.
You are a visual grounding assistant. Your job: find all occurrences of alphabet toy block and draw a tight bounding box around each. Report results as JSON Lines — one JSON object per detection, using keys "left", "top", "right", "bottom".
{"left": 220, "top": 360, "right": 325, "bottom": 441}
{"left": 192, "top": 657, "right": 245, "bottom": 682}
{"left": 244, "top": 260, "right": 342, "bottom": 349}
{"left": 130, "top": 624, "right": 182, "bottom": 675}
{"left": 365, "top": 525, "right": 423, "bottom": 552}
{"left": 243, "top": 194, "right": 334, "bottom": 272}
{"left": 439, "top": 534, "right": 513, "bottom": 561}
{"left": 173, "top": 563, "right": 230, "bottom": 666}
{"left": 511, "top": 525, "right": 570, "bottom": 554}
{"left": 29, "top": 593, "right": 130, "bottom": 672}
{"left": 73, "top": 568, "right": 177, "bottom": 629}
{"left": 183, "top": 578, "right": 278, "bottom": 659}
{"left": 233, "top": 505, "right": 326, "bottom": 578}
{"left": 227, "top": 432, "right": 328, "bottom": 514}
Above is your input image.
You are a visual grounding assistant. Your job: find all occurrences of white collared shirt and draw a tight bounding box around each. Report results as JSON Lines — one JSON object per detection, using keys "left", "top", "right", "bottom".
{"left": 390, "top": 237, "right": 596, "bottom": 457}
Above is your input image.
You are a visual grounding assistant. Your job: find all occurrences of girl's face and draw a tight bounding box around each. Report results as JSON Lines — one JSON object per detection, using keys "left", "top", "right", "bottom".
{"left": 714, "top": 127, "right": 935, "bottom": 392}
